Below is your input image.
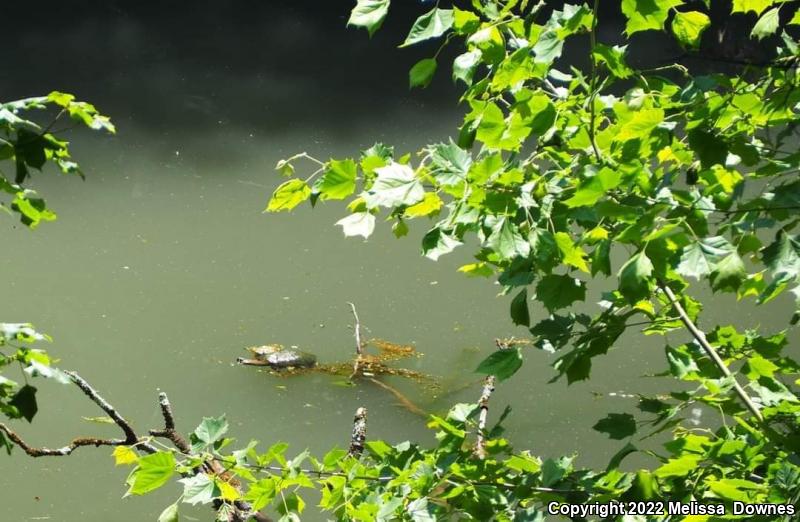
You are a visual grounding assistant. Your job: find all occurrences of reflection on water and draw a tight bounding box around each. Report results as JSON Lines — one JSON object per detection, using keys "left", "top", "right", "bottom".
{"left": 1, "top": 2, "right": 796, "bottom": 521}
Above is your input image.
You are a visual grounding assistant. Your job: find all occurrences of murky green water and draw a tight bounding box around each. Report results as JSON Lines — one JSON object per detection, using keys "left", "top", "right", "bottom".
{"left": 1, "top": 4, "right": 795, "bottom": 520}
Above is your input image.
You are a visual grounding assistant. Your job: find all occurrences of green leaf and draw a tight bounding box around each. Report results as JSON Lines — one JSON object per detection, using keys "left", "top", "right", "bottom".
{"left": 422, "top": 227, "right": 462, "bottom": 260}
{"left": 592, "top": 44, "right": 633, "bottom": 79}
{"left": 453, "top": 50, "right": 481, "bottom": 85}
{"left": 267, "top": 180, "right": 311, "bottom": 212}
{"left": 672, "top": 11, "right": 710, "bottom": 49}
{"left": 453, "top": 7, "right": 480, "bottom": 34}
{"left": 688, "top": 128, "right": 727, "bottom": 168}
{"left": 618, "top": 252, "right": 654, "bottom": 302}
{"left": 475, "top": 348, "right": 523, "bottom": 381}
{"left": 654, "top": 454, "right": 702, "bottom": 478}
{"left": 409, "top": 58, "right": 437, "bottom": 89}
{"left": 347, "top": 0, "right": 390, "bottom": 37}
{"left": 677, "top": 236, "right": 734, "bottom": 280}
{"left": 9, "top": 384, "right": 37, "bottom": 422}
{"left": 363, "top": 162, "right": 424, "bottom": 208}
{"left": 245, "top": 478, "right": 277, "bottom": 511}
{"left": 709, "top": 252, "right": 746, "bottom": 292}
{"left": 180, "top": 473, "right": 217, "bottom": 505}
{"left": 158, "top": 503, "right": 180, "bottom": 522}
{"left": 130, "top": 451, "right": 175, "bottom": 495}
{"left": 487, "top": 218, "right": 530, "bottom": 261}
{"left": 336, "top": 212, "right": 375, "bottom": 239}
{"left": 428, "top": 140, "right": 472, "bottom": 185}
{"left": 592, "top": 413, "right": 637, "bottom": 440}
{"left": 616, "top": 108, "right": 664, "bottom": 142}
{"left": 510, "top": 289, "right": 530, "bottom": 327}
{"left": 193, "top": 415, "right": 229, "bottom": 446}
{"left": 732, "top": 0, "right": 773, "bottom": 15}
{"left": 458, "top": 262, "right": 493, "bottom": 278}
{"left": 535, "top": 275, "right": 586, "bottom": 312}
{"left": 564, "top": 167, "right": 623, "bottom": 207}
{"left": 621, "top": 0, "right": 683, "bottom": 35}
{"left": 554, "top": 232, "right": 589, "bottom": 272}
{"left": 762, "top": 232, "right": 800, "bottom": 280}
{"left": 318, "top": 159, "right": 357, "bottom": 200}
{"left": 751, "top": 7, "right": 780, "bottom": 40}
{"left": 401, "top": 8, "right": 453, "bottom": 47}
{"left": 666, "top": 345, "right": 699, "bottom": 380}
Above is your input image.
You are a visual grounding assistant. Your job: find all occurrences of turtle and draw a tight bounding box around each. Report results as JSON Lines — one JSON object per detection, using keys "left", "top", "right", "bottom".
{"left": 236, "top": 344, "right": 317, "bottom": 370}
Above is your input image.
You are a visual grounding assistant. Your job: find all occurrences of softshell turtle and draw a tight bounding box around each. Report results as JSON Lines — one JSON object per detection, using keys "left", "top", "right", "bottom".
{"left": 236, "top": 344, "right": 317, "bottom": 370}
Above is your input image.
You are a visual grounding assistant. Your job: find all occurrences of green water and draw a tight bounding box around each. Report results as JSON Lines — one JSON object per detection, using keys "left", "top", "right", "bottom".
{"left": 1, "top": 6, "right": 796, "bottom": 520}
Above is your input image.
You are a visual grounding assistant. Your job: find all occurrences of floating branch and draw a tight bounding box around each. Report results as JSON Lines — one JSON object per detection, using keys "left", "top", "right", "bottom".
{"left": 368, "top": 378, "right": 427, "bottom": 417}
{"left": 474, "top": 375, "right": 496, "bottom": 460}
{"left": 347, "top": 407, "right": 368, "bottom": 458}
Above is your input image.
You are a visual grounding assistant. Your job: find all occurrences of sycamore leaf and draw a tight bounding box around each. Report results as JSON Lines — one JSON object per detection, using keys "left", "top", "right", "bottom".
{"left": 672, "top": 11, "right": 710, "bottom": 49}
{"left": 751, "top": 7, "right": 780, "bottom": 40}
{"left": 510, "top": 288, "right": 530, "bottom": 327}
{"left": 564, "top": 167, "right": 623, "bottom": 207}
{"left": 475, "top": 348, "right": 523, "bottom": 381}
{"left": 363, "top": 162, "right": 424, "bottom": 208}
{"left": 487, "top": 218, "right": 530, "bottom": 261}
{"left": 616, "top": 108, "right": 664, "bottom": 142}
{"left": 710, "top": 252, "right": 746, "bottom": 292}
{"left": 677, "top": 236, "right": 734, "bottom": 280}
{"left": 536, "top": 274, "right": 586, "bottom": 312}
{"left": 401, "top": 8, "right": 453, "bottom": 47}
{"left": 409, "top": 58, "right": 437, "bottom": 89}
{"left": 347, "top": 0, "right": 390, "bottom": 37}
{"left": 554, "top": 232, "right": 589, "bottom": 272}
{"left": 336, "top": 212, "right": 376, "bottom": 239}
{"left": 621, "top": 0, "right": 683, "bottom": 35}
{"left": 157, "top": 503, "right": 180, "bottom": 522}
{"left": 267, "top": 180, "right": 311, "bottom": 212}
{"left": 732, "top": 0, "right": 773, "bottom": 15}
{"left": 618, "top": 252, "right": 654, "bottom": 302}
{"left": 458, "top": 262, "right": 494, "bottom": 278}
{"left": 193, "top": 415, "right": 229, "bottom": 446}
{"left": 404, "top": 192, "right": 442, "bottom": 218}
{"left": 318, "top": 159, "right": 357, "bottom": 200}
{"left": 180, "top": 473, "right": 218, "bottom": 506}
{"left": 112, "top": 446, "right": 139, "bottom": 466}
{"left": 453, "top": 50, "right": 482, "bottom": 85}
{"left": 129, "top": 451, "right": 175, "bottom": 495}
{"left": 422, "top": 227, "right": 462, "bottom": 260}
{"left": 592, "top": 44, "right": 633, "bottom": 79}
{"left": 655, "top": 454, "right": 702, "bottom": 478}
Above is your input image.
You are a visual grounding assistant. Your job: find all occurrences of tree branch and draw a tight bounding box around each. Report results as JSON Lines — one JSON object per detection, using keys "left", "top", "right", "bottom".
{"left": 0, "top": 370, "right": 157, "bottom": 455}
{"left": 347, "top": 407, "right": 368, "bottom": 458}
{"left": 659, "top": 283, "right": 763, "bottom": 422}
{"left": 474, "top": 375, "right": 496, "bottom": 460}
{"left": 148, "top": 391, "right": 191, "bottom": 454}
{"left": 347, "top": 302, "right": 364, "bottom": 381}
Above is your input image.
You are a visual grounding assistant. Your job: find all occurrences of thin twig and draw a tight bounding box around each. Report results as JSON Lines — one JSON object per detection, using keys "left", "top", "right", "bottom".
{"left": 474, "top": 375, "right": 496, "bottom": 460}
{"left": 659, "top": 283, "right": 763, "bottom": 422}
{"left": 587, "top": 0, "right": 602, "bottom": 163}
{"left": 347, "top": 302, "right": 364, "bottom": 380}
{"left": 347, "top": 407, "right": 368, "bottom": 458}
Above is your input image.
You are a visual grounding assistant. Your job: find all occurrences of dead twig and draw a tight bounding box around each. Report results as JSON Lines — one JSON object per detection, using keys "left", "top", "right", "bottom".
{"left": 474, "top": 375, "right": 496, "bottom": 460}
{"left": 149, "top": 391, "right": 191, "bottom": 454}
{"left": 347, "top": 302, "right": 364, "bottom": 380}
{"left": 368, "top": 378, "right": 427, "bottom": 417}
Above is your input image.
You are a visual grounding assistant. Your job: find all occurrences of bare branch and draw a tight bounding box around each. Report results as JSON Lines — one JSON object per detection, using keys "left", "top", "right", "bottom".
{"left": 149, "top": 392, "right": 191, "bottom": 454}
{"left": 474, "top": 375, "right": 496, "bottom": 460}
{"left": 368, "top": 378, "right": 426, "bottom": 417}
{"left": 347, "top": 407, "right": 368, "bottom": 458}
{"left": 0, "top": 370, "right": 157, "bottom": 456}
{"left": 0, "top": 424, "right": 128, "bottom": 457}
{"left": 347, "top": 302, "right": 364, "bottom": 355}
{"left": 659, "top": 283, "right": 763, "bottom": 422}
